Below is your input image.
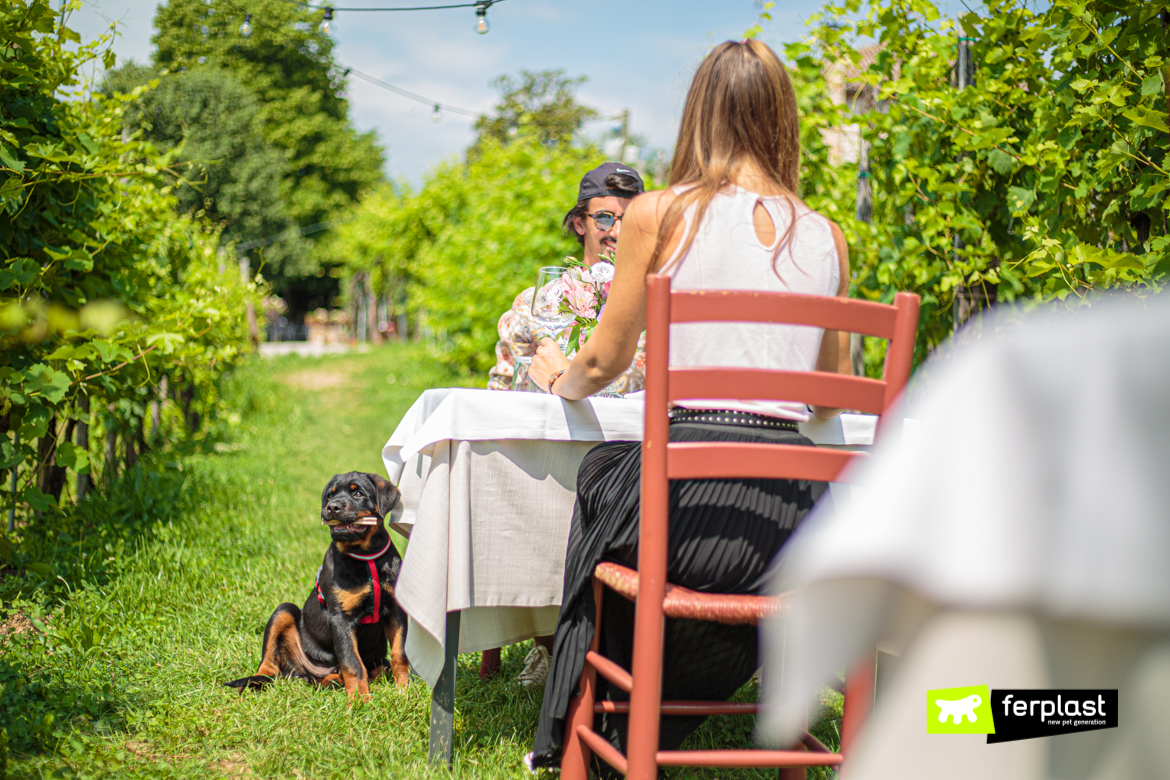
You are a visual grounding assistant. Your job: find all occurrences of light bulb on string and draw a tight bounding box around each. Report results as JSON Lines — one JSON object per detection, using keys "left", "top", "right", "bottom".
{"left": 432, "top": 104, "right": 442, "bottom": 122}
{"left": 474, "top": 0, "right": 490, "bottom": 34}
{"left": 239, "top": 13, "right": 252, "bottom": 37}
{"left": 319, "top": 7, "right": 334, "bottom": 36}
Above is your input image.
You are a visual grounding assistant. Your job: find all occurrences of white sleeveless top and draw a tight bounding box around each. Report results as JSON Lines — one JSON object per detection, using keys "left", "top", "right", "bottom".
{"left": 665, "top": 185, "right": 841, "bottom": 421}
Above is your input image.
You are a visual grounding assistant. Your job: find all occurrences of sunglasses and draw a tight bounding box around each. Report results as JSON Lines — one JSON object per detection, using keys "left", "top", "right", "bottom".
{"left": 587, "top": 210, "right": 623, "bottom": 230}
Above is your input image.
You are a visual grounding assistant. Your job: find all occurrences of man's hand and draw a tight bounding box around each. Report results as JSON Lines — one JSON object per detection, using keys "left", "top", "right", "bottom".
{"left": 530, "top": 338, "right": 571, "bottom": 393}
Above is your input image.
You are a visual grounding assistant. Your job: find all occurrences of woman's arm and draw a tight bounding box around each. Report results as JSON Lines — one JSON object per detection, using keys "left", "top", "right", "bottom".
{"left": 809, "top": 220, "right": 853, "bottom": 419}
{"left": 530, "top": 189, "right": 676, "bottom": 399}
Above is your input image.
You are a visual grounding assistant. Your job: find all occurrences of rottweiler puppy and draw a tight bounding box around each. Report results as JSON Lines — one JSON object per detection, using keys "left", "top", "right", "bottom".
{"left": 225, "top": 472, "right": 409, "bottom": 700}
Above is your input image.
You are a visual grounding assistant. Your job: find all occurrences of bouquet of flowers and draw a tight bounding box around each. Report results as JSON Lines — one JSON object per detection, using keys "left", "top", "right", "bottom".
{"left": 556, "top": 253, "right": 615, "bottom": 353}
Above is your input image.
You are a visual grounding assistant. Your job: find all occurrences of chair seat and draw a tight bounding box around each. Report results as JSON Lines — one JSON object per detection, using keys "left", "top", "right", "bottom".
{"left": 594, "top": 562, "right": 784, "bottom": 625}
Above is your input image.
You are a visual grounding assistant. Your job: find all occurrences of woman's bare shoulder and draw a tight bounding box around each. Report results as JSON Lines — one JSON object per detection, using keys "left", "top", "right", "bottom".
{"left": 793, "top": 201, "right": 846, "bottom": 248}
{"left": 823, "top": 217, "right": 848, "bottom": 255}
{"left": 626, "top": 185, "right": 689, "bottom": 234}
{"left": 820, "top": 216, "right": 850, "bottom": 294}
{"left": 629, "top": 188, "right": 673, "bottom": 218}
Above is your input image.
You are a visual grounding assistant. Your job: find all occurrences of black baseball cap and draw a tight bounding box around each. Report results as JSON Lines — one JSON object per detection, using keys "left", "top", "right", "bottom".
{"left": 578, "top": 162, "right": 644, "bottom": 202}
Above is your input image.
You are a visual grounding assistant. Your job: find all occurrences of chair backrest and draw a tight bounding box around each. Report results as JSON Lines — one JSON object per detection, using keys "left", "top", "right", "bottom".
{"left": 641, "top": 274, "right": 921, "bottom": 490}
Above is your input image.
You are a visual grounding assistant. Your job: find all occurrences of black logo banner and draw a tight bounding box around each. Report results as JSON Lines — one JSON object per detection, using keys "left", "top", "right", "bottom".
{"left": 987, "top": 689, "right": 1118, "bottom": 743}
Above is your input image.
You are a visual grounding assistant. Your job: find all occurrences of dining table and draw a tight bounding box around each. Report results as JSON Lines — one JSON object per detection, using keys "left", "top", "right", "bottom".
{"left": 381, "top": 386, "right": 878, "bottom": 765}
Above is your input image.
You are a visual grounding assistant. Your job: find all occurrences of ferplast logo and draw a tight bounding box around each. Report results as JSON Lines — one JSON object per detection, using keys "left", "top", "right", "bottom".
{"left": 927, "top": 687, "right": 1119, "bottom": 742}
{"left": 927, "top": 685, "right": 996, "bottom": 734}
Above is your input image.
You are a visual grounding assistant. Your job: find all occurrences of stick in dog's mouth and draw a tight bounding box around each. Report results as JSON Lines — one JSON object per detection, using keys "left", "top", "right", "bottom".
{"left": 321, "top": 518, "right": 379, "bottom": 527}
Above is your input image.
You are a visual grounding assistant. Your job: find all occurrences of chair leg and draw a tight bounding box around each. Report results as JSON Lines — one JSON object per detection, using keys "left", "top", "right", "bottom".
{"left": 561, "top": 578, "right": 605, "bottom": 780}
{"left": 778, "top": 767, "right": 808, "bottom": 780}
{"left": 626, "top": 579, "right": 667, "bottom": 779}
{"left": 841, "top": 647, "right": 877, "bottom": 758}
{"left": 778, "top": 704, "right": 809, "bottom": 780}
{"left": 479, "top": 648, "right": 501, "bottom": 680}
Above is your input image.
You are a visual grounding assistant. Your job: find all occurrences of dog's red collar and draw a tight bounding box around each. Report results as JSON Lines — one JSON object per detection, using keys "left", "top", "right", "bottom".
{"left": 343, "top": 535, "right": 393, "bottom": 561}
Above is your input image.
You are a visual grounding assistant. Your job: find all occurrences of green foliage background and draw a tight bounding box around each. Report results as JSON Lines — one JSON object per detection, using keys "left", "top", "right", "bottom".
{"left": 101, "top": 64, "right": 292, "bottom": 267}
{"left": 784, "top": 0, "right": 1170, "bottom": 361}
{"left": 473, "top": 70, "right": 599, "bottom": 149}
{"left": 151, "top": 0, "right": 384, "bottom": 234}
{"left": 1, "top": 0, "right": 255, "bottom": 576}
{"left": 328, "top": 134, "right": 606, "bottom": 375}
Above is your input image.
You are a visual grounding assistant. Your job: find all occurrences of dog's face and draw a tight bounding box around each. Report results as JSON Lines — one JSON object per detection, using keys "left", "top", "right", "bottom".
{"left": 321, "top": 472, "right": 401, "bottom": 542}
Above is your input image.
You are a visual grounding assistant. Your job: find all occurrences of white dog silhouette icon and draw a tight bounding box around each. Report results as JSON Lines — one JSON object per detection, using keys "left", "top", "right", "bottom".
{"left": 936, "top": 694, "right": 982, "bottom": 725}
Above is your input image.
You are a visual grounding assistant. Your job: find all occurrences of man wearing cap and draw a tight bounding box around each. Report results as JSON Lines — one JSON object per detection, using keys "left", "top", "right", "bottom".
{"left": 486, "top": 162, "right": 646, "bottom": 393}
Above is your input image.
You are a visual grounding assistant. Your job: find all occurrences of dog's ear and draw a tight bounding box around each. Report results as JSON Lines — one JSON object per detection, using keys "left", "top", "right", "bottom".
{"left": 367, "top": 474, "right": 401, "bottom": 518}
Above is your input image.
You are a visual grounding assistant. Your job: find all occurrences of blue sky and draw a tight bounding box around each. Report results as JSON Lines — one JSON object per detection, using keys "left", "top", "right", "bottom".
{"left": 66, "top": 0, "right": 969, "bottom": 185}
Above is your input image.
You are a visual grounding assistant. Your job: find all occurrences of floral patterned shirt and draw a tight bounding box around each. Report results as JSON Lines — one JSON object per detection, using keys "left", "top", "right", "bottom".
{"left": 486, "top": 286, "right": 646, "bottom": 394}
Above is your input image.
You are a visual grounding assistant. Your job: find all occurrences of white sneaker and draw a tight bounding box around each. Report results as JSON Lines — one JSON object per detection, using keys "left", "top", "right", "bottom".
{"left": 524, "top": 751, "right": 559, "bottom": 774}
{"left": 518, "top": 644, "right": 552, "bottom": 689}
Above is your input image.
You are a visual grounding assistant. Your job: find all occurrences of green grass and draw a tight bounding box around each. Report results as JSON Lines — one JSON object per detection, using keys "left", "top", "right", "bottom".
{"left": 2, "top": 343, "right": 840, "bottom": 779}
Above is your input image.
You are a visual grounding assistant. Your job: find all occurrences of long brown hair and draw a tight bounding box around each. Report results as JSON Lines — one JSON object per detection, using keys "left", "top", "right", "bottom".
{"left": 651, "top": 39, "right": 802, "bottom": 272}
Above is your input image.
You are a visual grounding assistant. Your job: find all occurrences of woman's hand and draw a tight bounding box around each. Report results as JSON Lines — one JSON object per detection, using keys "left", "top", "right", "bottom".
{"left": 529, "top": 337, "right": 571, "bottom": 394}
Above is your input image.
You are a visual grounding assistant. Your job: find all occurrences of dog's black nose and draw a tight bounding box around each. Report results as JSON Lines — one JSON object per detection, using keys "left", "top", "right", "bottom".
{"left": 326, "top": 500, "right": 345, "bottom": 514}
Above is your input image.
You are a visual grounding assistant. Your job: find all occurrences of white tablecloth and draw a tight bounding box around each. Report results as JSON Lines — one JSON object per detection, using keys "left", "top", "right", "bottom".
{"left": 383, "top": 388, "right": 877, "bottom": 688}
{"left": 382, "top": 387, "right": 646, "bottom": 484}
{"left": 760, "top": 299, "right": 1170, "bottom": 780}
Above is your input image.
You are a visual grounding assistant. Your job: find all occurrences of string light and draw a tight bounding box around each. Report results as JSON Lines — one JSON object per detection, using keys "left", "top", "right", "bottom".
{"left": 239, "top": 0, "right": 504, "bottom": 36}
{"left": 474, "top": 0, "right": 490, "bottom": 34}
{"left": 345, "top": 68, "right": 480, "bottom": 116}
{"left": 221, "top": 0, "right": 483, "bottom": 117}
{"left": 273, "top": 0, "right": 501, "bottom": 12}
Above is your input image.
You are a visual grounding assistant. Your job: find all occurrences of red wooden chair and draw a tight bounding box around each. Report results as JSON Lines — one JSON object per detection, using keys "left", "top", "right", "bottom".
{"left": 560, "top": 275, "right": 921, "bottom": 780}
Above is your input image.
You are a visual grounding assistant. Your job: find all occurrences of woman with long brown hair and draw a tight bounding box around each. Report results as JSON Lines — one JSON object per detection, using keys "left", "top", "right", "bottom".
{"left": 528, "top": 39, "right": 852, "bottom": 768}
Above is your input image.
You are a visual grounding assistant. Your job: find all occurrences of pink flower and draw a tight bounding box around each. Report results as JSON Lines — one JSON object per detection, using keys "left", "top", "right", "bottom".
{"left": 564, "top": 266, "right": 594, "bottom": 286}
{"left": 603, "top": 281, "right": 611, "bottom": 298}
{"left": 565, "top": 277, "right": 597, "bottom": 319}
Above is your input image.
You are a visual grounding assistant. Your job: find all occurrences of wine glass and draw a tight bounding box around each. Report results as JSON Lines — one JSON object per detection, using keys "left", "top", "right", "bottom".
{"left": 508, "top": 326, "right": 536, "bottom": 391}
{"left": 531, "top": 266, "right": 576, "bottom": 350}
{"left": 510, "top": 267, "right": 569, "bottom": 391}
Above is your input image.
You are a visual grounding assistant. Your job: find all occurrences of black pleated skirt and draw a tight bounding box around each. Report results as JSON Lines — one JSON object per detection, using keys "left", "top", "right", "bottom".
{"left": 531, "top": 420, "right": 828, "bottom": 769}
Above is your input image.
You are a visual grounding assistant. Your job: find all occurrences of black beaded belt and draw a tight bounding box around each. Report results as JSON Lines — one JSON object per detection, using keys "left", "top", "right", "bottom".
{"left": 668, "top": 408, "right": 799, "bottom": 431}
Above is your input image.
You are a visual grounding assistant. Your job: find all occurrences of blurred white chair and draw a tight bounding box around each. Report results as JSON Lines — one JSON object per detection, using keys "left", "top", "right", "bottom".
{"left": 761, "top": 298, "right": 1170, "bottom": 780}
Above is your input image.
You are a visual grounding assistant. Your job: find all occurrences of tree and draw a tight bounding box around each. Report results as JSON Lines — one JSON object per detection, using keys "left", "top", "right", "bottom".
{"left": 474, "top": 69, "right": 599, "bottom": 147}
{"left": 150, "top": 0, "right": 384, "bottom": 278}
{"left": 327, "top": 132, "right": 604, "bottom": 372}
{"left": 1, "top": 0, "right": 255, "bottom": 525}
{"left": 785, "top": 0, "right": 1169, "bottom": 365}
{"left": 102, "top": 63, "right": 295, "bottom": 265}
